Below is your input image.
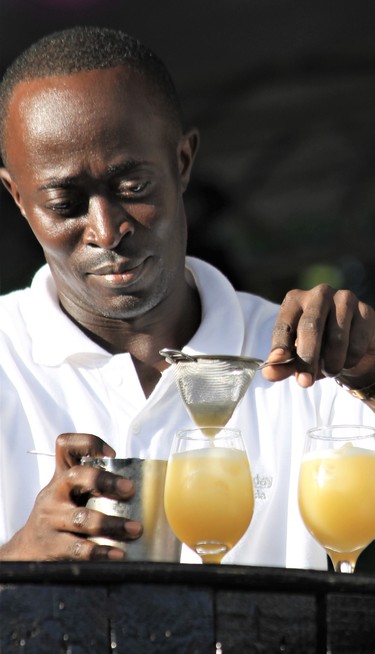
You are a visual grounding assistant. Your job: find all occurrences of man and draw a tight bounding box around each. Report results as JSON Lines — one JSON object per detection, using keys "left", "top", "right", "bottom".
{"left": 0, "top": 26, "right": 374, "bottom": 566}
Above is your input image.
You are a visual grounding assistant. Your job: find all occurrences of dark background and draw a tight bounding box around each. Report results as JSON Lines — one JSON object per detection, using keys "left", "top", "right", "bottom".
{"left": 1, "top": 0, "right": 375, "bottom": 306}
{"left": 1, "top": 0, "right": 375, "bottom": 573}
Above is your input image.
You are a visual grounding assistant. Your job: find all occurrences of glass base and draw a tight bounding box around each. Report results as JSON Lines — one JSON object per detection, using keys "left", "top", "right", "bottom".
{"left": 334, "top": 560, "right": 355, "bottom": 574}
{"left": 327, "top": 546, "right": 365, "bottom": 573}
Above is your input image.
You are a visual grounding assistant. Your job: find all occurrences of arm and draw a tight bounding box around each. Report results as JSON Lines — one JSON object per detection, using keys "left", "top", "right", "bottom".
{"left": 0, "top": 433, "right": 142, "bottom": 561}
{"left": 262, "top": 284, "right": 375, "bottom": 412}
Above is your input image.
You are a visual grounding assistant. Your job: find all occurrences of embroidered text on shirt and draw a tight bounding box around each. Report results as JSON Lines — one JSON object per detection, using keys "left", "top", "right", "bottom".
{"left": 253, "top": 473, "right": 273, "bottom": 500}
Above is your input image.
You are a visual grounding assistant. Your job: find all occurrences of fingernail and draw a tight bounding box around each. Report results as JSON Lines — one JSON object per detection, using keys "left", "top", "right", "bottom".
{"left": 268, "top": 347, "right": 288, "bottom": 362}
{"left": 297, "top": 372, "right": 313, "bottom": 388}
{"left": 117, "top": 478, "right": 134, "bottom": 494}
{"left": 125, "top": 520, "right": 143, "bottom": 537}
{"left": 271, "top": 347, "right": 287, "bottom": 355}
{"left": 103, "top": 444, "right": 116, "bottom": 457}
{"left": 108, "top": 548, "right": 125, "bottom": 560}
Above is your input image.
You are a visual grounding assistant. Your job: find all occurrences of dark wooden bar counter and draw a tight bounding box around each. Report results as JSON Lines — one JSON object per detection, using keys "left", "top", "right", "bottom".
{"left": 1, "top": 561, "right": 374, "bottom": 653}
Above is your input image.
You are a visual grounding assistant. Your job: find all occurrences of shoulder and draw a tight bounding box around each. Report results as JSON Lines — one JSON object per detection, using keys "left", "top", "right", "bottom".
{"left": 186, "top": 256, "right": 280, "bottom": 358}
{"left": 0, "top": 286, "right": 33, "bottom": 382}
{"left": 237, "top": 290, "right": 279, "bottom": 322}
{"left": 0, "top": 265, "right": 50, "bottom": 342}
{"left": 235, "top": 291, "right": 280, "bottom": 359}
{"left": 186, "top": 256, "right": 280, "bottom": 323}
{"left": 0, "top": 287, "right": 30, "bottom": 332}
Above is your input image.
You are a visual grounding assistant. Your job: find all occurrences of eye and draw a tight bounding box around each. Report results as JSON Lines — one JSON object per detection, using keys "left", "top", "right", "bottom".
{"left": 116, "top": 180, "right": 150, "bottom": 198}
{"left": 44, "top": 191, "right": 86, "bottom": 217}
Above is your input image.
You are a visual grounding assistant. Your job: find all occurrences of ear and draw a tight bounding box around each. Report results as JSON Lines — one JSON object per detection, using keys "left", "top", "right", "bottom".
{"left": 0, "top": 167, "right": 27, "bottom": 218}
{"left": 177, "top": 128, "right": 200, "bottom": 193}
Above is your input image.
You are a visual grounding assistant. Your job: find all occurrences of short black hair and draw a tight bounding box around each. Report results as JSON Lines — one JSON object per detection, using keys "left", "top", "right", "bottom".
{"left": 0, "top": 26, "right": 184, "bottom": 165}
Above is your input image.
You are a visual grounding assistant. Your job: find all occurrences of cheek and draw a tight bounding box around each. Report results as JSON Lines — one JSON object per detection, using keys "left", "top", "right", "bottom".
{"left": 126, "top": 203, "right": 158, "bottom": 228}
{"left": 128, "top": 193, "right": 184, "bottom": 243}
{"left": 25, "top": 209, "right": 80, "bottom": 255}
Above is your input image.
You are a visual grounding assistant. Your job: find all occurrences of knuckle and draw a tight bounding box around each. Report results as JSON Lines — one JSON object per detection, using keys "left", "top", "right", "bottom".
{"left": 66, "top": 466, "right": 81, "bottom": 484}
{"left": 67, "top": 538, "right": 89, "bottom": 560}
{"left": 281, "top": 288, "right": 301, "bottom": 307}
{"left": 72, "top": 508, "right": 90, "bottom": 529}
{"left": 359, "top": 301, "right": 374, "bottom": 322}
{"left": 315, "top": 283, "right": 334, "bottom": 296}
{"left": 56, "top": 432, "right": 73, "bottom": 449}
{"left": 35, "top": 483, "right": 52, "bottom": 505}
{"left": 308, "top": 283, "right": 335, "bottom": 301}
{"left": 272, "top": 322, "right": 294, "bottom": 337}
{"left": 335, "top": 288, "right": 356, "bottom": 307}
{"left": 299, "top": 313, "right": 322, "bottom": 335}
{"left": 283, "top": 284, "right": 334, "bottom": 303}
{"left": 271, "top": 322, "right": 296, "bottom": 350}
{"left": 32, "top": 491, "right": 52, "bottom": 527}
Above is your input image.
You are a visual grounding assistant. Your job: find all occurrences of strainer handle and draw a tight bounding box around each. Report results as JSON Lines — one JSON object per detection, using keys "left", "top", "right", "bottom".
{"left": 159, "top": 348, "right": 197, "bottom": 364}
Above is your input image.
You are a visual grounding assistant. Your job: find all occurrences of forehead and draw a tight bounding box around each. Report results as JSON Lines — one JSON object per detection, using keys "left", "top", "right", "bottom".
{"left": 8, "top": 64, "right": 160, "bottom": 107}
{"left": 4, "top": 67, "right": 171, "bottom": 169}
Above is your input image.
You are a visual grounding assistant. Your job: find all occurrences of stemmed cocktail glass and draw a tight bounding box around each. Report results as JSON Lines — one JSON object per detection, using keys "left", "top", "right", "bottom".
{"left": 298, "top": 425, "right": 375, "bottom": 573}
{"left": 160, "top": 351, "right": 257, "bottom": 562}
{"left": 164, "top": 427, "right": 254, "bottom": 563}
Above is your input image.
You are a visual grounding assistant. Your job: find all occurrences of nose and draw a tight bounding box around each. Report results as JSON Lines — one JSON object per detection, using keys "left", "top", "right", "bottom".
{"left": 83, "top": 196, "right": 135, "bottom": 249}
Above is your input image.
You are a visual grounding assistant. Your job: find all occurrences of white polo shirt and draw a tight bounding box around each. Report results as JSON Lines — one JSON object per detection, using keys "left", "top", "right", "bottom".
{"left": 0, "top": 257, "right": 372, "bottom": 567}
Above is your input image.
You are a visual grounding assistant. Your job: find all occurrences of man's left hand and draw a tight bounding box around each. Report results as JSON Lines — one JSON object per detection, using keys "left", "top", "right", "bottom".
{"left": 262, "top": 284, "right": 375, "bottom": 391}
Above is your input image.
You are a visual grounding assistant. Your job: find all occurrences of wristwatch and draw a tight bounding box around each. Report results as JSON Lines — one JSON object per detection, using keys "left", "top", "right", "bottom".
{"left": 335, "top": 377, "right": 375, "bottom": 402}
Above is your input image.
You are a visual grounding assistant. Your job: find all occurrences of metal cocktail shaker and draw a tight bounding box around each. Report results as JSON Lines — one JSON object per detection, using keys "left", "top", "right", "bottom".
{"left": 81, "top": 457, "right": 181, "bottom": 562}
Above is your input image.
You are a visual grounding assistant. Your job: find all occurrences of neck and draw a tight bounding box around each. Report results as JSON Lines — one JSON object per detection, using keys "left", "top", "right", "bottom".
{"left": 59, "top": 277, "right": 201, "bottom": 397}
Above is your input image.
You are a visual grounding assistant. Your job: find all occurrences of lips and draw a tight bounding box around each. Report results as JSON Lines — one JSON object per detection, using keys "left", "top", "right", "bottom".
{"left": 86, "top": 258, "right": 149, "bottom": 289}
{"left": 88, "top": 260, "right": 143, "bottom": 276}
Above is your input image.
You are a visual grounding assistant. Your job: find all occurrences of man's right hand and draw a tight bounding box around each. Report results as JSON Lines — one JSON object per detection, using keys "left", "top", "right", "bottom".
{"left": 0, "top": 433, "right": 143, "bottom": 561}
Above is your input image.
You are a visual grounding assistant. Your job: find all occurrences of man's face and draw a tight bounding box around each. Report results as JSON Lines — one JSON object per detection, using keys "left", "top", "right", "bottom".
{"left": 2, "top": 67, "right": 198, "bottom": 321}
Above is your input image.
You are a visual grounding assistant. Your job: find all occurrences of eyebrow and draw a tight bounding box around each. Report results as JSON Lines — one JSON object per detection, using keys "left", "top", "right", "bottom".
{"left": 106, "top": 160, "right": 148, "bottom": 176}
{"left": 37, "top": 159, "right": 149, "bottom": 191}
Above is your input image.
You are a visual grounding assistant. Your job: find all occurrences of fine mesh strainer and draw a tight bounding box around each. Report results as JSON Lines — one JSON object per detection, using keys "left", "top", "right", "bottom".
{"left": 160, "top": 349, "right": 263, "bottom": 430}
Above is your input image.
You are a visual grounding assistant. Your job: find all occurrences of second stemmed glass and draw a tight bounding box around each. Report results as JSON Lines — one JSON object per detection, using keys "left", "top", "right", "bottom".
{"left": 298, "top": 424, "right": 375, "bottom": 573}
{"left": 164, "top": 427, "right": 254, "bottom": 563}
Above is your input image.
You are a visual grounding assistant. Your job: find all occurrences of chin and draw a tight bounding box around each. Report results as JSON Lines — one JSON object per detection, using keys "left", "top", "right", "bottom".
{"left": 96, "top": 294, "right": 160, "bottom": 321}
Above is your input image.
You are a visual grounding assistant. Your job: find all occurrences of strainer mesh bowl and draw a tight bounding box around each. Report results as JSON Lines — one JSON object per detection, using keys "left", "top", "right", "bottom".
{"left": 171, "top": 355, "right": 261, "bottom": 428}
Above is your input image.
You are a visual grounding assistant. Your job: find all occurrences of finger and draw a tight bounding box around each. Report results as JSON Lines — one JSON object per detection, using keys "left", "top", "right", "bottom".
{"left": 320, "top": 290, "right": 355, "bottom": 375}
{"left": 55, "top": 433, "right": 116, "bottom": 471}
{"left": 268, "top": 287, "right": 325, "bottom": 384}
{"left": 269, "top": 286, "right": 335, "bottom": 387}
{"left": 61, "top": 506, "right": 143, "bottom": 541}
{"left": 63, "top": 466, "right": 136, "bottom": 503}
{"left": 344, "top": 300, "right": 375, "bottom": 369}
{"left": 47, "top": 532, "right": 126, "bottom": 561}
{"left": 292, "top": 286, "right": 334, "bottom": 385}
{"left": 318, "top": 294, "right": 374, "bottom": 377}
{"left": 261, "top": 347, "right": 296, "bottom": 382}
{"left": 270, "top": 291, "right": 303, "bottom": 354}
{"left": 295, "top": 295, "right": 331, "bottom": 368}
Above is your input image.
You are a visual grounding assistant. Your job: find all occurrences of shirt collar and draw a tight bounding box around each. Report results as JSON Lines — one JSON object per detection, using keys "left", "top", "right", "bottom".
{"left": 184, "top": 256, "right": 244, "bottom": 355}
{"left": 23, "top": 265, "right": 109, "bottom": 366}
{"left": 24, "top": 258, "right": 244, "bottom": 366}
